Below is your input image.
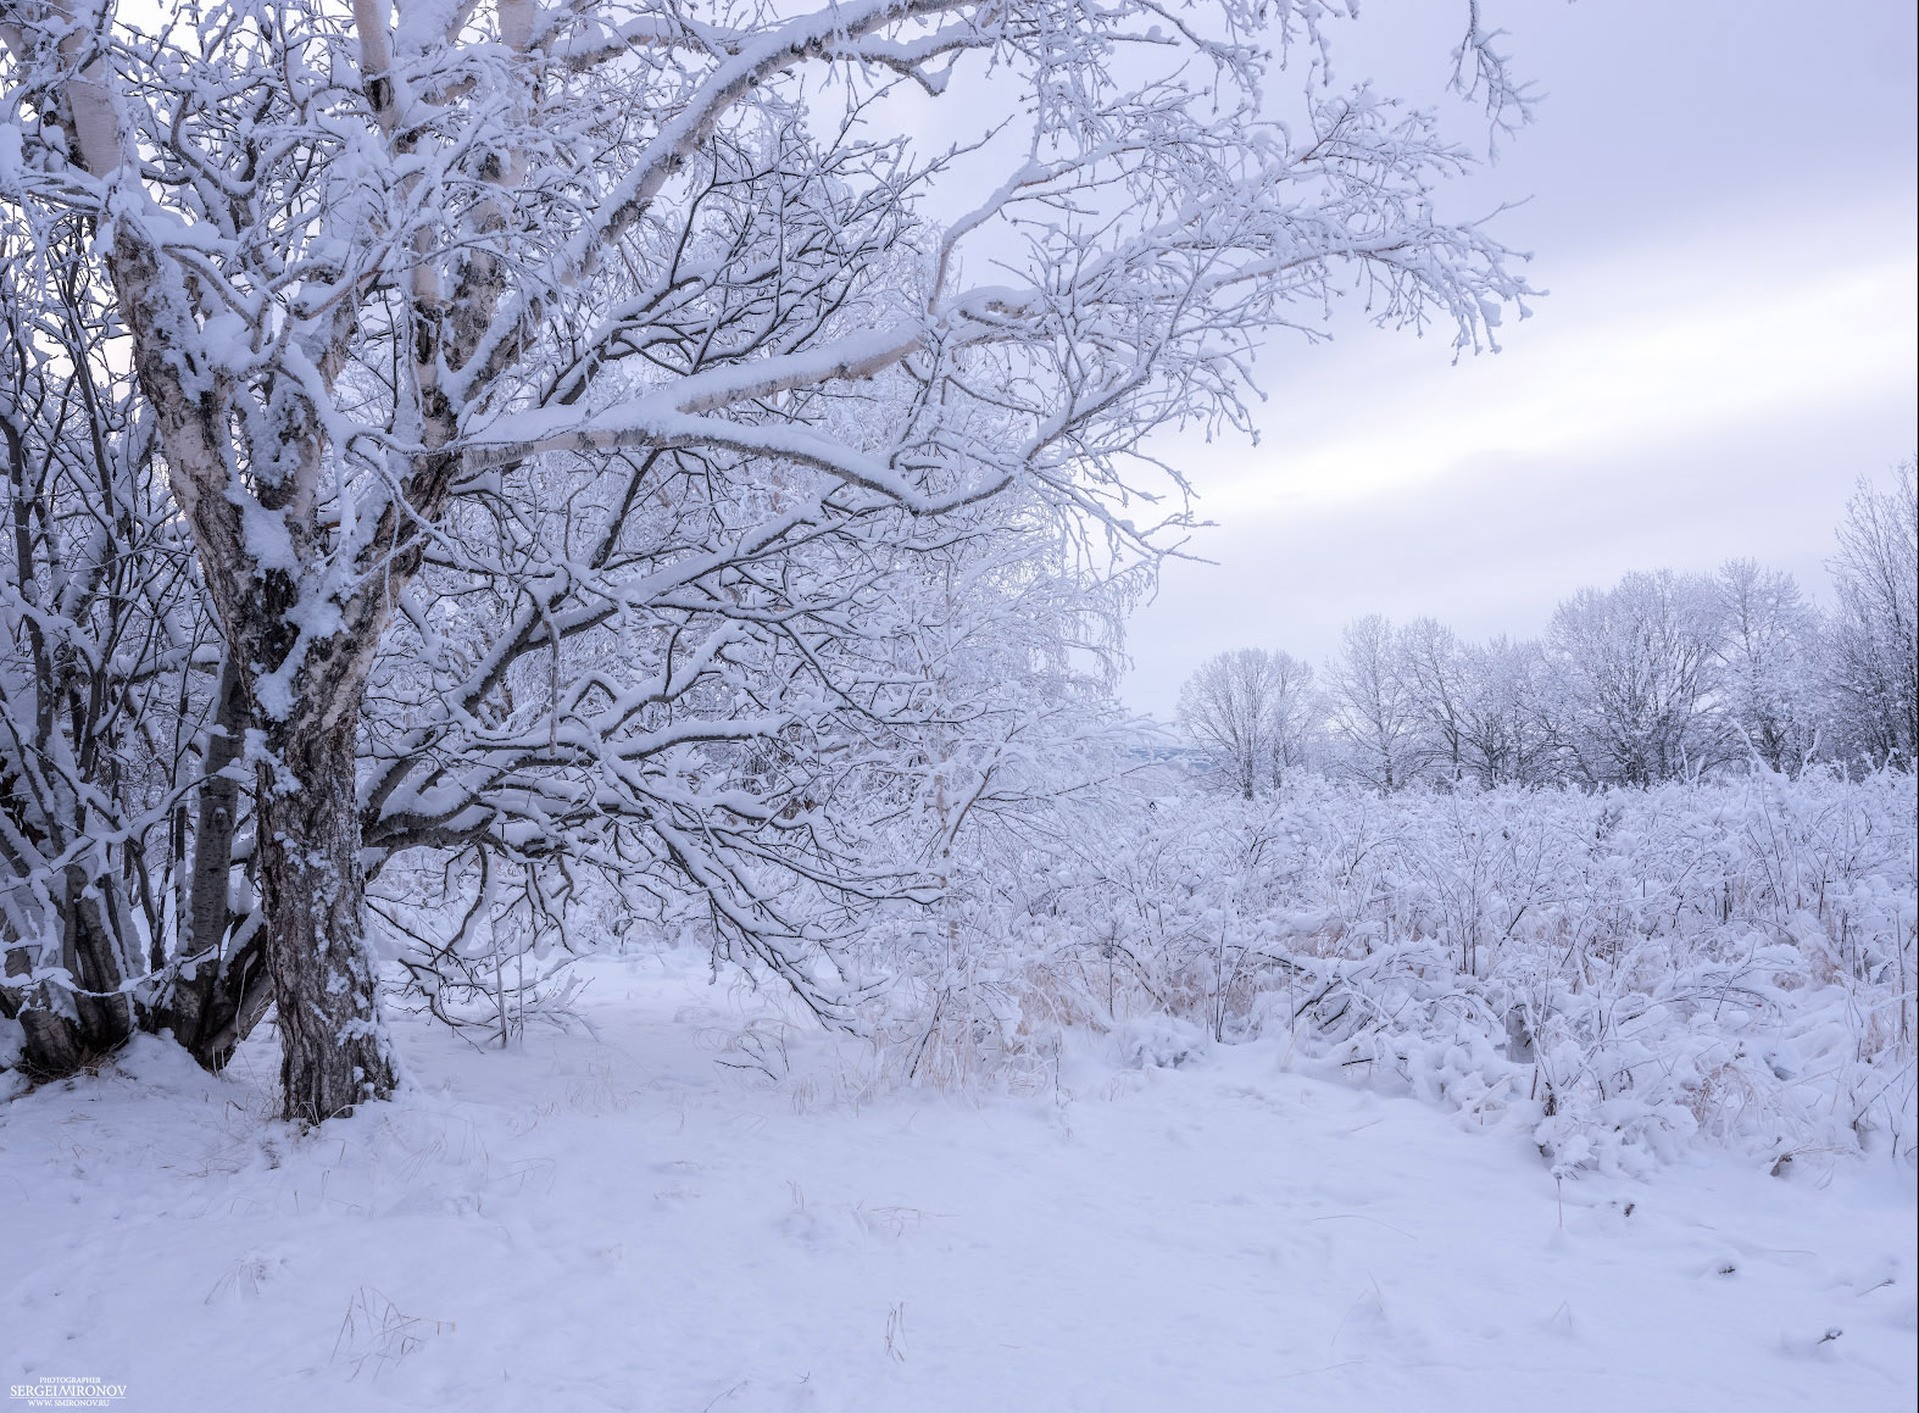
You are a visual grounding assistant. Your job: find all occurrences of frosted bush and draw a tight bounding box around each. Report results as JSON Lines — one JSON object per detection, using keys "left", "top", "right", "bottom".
{"left": 864, "top": 769, "right": 1918, "bottom": 1176}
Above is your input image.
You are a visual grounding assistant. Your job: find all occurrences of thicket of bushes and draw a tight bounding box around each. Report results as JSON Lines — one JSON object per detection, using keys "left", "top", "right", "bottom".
{"left": 860, "top": 769, "right": 1917, "bottom": 1176}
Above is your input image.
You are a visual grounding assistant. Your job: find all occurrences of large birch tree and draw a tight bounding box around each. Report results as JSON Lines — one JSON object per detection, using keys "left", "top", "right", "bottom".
{"left": 1, "top": 0, "right": 1531, "bottom": 1121}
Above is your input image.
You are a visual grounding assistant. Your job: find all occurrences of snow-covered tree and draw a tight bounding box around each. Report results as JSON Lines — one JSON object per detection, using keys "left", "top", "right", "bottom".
{"left": 1709, "top": 558, "right": 1821, "bottom": 773}
{"left": 1823, "top": 466, "right": 1918, "bottom": 771}
{"left": 1327, "top": 614, "right": 1423, "bottom": 791}
{"left": 1, "top": 207, "right": 168, "bottom": 1076}
{"left": 1545, "top": 570, "right": 1724, "bottom": 787}
{"left": 0, "top": 0, "right": 1529, "bottom": 1120}
{"left": 0, "top": 199, "right": 277, "bottom": 1078}
{"left": 1396, "top": 616, "right": 1474, "bottom": 783}
{"left": 1177, "top": 648, "right": 1318, "bottom": 798}
{"left": 1454, "top": 635, "right": 1564, "bottom": 787}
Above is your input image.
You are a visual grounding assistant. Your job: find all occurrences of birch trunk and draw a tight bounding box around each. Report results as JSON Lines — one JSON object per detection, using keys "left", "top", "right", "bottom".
{"left": 165, "top": 654, "right": 273, "bottom": 1070}
{"left": 255, "top": 699, "right": 396, "bottom": 1123}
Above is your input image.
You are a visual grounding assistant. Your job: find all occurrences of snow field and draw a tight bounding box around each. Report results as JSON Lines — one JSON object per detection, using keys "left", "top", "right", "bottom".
{"left": 3, "top": 950, "right": 1913, "bottom": 1413}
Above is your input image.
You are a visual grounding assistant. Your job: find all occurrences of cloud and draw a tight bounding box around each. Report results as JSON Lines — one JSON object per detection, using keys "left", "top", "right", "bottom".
{"left": 1202, "top": 236, "right": 1916, "bottom": 517}
{"left": 1120, "top": 204, "right": 1917, "bottom": 718}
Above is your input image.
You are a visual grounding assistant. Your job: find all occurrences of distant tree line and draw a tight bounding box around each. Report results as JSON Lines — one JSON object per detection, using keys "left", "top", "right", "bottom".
{"left": 1178, "top": 466, "right": 1918, "bottom": 793}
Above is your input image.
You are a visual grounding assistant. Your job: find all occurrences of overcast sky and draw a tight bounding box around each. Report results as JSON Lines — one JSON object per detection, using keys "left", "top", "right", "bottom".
{"left": 1119, "top": 0, "right": 1918, "bottom": 719}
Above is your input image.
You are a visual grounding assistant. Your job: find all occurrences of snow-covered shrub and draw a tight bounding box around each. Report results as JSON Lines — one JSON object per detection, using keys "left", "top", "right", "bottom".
{"left": 864, "top": 769, "right": 1917, "bottom": 1175}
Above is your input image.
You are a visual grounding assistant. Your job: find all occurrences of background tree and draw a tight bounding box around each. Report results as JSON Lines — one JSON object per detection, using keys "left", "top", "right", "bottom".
{"left": 1397, "top": 616, "right": 1473, "bottom": 783}
{"left": 1545, "top": 570, "right": 1724, "bottom": 787}
{"left": 1824, "top": 465, "right": 1918, "bottom": 771}
{"left": 1710, "top": 558, "right": 1821, "bottom": 773}
{"left": 1440, "top": 635, "right": 1564, "bottom": 788}
{"left": 1177, "top": 648, "right": 1318, "bottom": 798}
{"left": 1327, "top": 615, "right": 1423, "bottom": 792}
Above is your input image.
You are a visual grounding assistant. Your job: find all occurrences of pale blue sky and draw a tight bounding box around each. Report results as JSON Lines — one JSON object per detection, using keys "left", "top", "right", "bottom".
{"left": 1121, "top": 0, "right": 1918, "bottom": 717}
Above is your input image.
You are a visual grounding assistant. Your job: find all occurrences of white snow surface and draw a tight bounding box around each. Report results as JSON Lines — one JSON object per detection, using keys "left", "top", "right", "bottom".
{"left": 4, "top": 952, "right": 1913, "bottom": 1413}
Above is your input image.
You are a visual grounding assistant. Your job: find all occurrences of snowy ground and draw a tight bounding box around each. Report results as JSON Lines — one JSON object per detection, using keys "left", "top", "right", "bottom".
{"left": 4, "top": 952, "right": 1913, "bottom": 1413}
